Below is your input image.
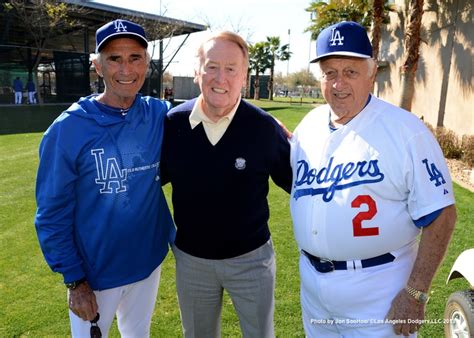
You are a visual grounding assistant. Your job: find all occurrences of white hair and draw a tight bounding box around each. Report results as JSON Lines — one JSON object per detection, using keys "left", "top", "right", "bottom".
{"left": 194, "top": 31, "right": 249, "bottom": 73}
{"left": 314, "top": 58, "right": 377, "bottom": 81}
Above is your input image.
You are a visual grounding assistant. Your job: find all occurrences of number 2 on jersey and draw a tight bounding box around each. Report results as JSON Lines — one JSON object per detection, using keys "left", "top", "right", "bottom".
{"left": 351, "top": 195, "right": 379, "bottom": 237}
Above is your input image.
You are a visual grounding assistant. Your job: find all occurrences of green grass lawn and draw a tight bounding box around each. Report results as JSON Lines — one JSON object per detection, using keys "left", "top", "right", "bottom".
{"left": 0, "top": 100, "right": 472, "bottom": 337}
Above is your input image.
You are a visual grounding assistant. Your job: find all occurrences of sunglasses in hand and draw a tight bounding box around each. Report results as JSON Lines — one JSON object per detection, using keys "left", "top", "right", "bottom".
{"left": 90, "top": 313, "right": 102, "bottom": 338}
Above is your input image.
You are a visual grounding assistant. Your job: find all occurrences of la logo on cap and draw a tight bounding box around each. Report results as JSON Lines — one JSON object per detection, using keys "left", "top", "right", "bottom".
{"left": 95, "top": 19, "right": 148, "bottom": 53}
{"left": 329, "top": 28, "right": 344, "bottom": 46}
{"left": 310, "top": 21, "right": 372, "bottom": 63}
{"left": 114, "top": 20, "right": 128, "bottom": 32}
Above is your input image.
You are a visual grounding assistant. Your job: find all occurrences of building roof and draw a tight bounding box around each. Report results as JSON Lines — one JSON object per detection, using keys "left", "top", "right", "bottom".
{"left": 0, "top": 0, "right": 207, "bottom": 70}
{"left": 62, "top": 0, "right": 207, "bottom": 48}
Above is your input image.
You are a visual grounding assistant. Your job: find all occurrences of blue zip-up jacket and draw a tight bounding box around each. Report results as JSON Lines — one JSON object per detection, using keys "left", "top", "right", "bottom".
{"left": 35, "top": 94, "right": 175, "bottom": 290}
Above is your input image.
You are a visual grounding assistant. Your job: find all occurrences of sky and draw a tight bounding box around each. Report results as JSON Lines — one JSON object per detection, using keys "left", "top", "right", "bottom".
{"left": 94, "top": 0, "right": 316, "bottom": 77}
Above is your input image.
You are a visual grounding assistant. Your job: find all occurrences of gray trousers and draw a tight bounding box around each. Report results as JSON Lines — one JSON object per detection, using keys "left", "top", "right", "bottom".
{"left": 173, "top": 240, "right": 276, "bottom": 338}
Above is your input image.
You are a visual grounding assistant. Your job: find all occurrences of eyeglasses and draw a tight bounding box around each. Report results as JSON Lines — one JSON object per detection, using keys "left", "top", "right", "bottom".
{"left": 90, "top": 313, "right": 102, "bottom": 338}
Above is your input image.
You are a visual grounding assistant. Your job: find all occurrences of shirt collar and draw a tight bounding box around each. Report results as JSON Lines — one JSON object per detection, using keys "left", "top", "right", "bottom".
{"left": 189, "top": 94, "right": 241, "bottom": 129}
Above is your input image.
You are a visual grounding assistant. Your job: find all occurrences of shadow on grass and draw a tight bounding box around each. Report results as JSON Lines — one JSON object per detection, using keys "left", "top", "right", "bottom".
{"left": 264, "top": 106, "right": 292, "bottom": 112}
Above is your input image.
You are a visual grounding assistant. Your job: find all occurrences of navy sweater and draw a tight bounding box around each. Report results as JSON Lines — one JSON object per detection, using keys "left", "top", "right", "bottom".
{"left": 162, "top": 98, "right": 292, "bottom": 259}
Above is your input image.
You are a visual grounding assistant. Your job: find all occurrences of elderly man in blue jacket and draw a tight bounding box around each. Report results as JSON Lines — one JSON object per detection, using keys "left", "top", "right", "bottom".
{"left": 35, "top": 19, "right": 175, "bottom": 337}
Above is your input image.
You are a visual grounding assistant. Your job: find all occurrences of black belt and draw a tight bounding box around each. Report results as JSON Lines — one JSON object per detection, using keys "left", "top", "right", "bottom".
{"left": 302, "top": 250, "right": 395, "bottom": 273}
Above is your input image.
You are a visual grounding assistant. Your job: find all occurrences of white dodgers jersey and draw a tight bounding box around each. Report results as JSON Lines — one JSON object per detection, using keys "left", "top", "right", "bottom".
{"left": 290, "top": 96, "right": 455, "bottom": 260}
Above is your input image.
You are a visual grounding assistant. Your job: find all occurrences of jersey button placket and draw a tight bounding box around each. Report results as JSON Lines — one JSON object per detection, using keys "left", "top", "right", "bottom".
{"left": 311, "top": 198, "right": 324, "bottom": 237}
{"left": 315, "top": 196, "right": 330, "bottom": 255}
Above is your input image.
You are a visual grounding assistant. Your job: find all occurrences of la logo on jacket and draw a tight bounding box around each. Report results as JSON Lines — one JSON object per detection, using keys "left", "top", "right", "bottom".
{"left": 91, "top": 148, "right": 127, "bottom": 193}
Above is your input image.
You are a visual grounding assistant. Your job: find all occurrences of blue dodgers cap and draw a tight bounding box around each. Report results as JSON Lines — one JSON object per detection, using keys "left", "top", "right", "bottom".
{"left": 311, "top": 21, "right": 372, "bottom": 63}
{"left": 95, "top": 19, "right": 148, "bottom": 53}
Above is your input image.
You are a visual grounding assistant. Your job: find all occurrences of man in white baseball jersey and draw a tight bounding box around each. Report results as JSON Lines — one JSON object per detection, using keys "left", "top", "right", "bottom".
{"left": 290, "top": 21, "right": 456, "bottom": 337}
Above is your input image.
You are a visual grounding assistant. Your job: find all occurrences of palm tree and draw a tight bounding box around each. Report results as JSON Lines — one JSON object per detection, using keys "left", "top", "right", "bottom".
{"left": 248, "top": 42, "right": 271, "bottom": 100}
{"left": 266, "top": 36, "right": 291, "bottom": 100}
{"left": 305, "top": 0, "right": 372, "bottom": 40}
{"left": 427, "top": 0, "right": 469, "bottom": 127}
{"left": 399, "top": 0, "right": 424, "bottom": 111}
{"left": 371, "top": 0, "right": 393, "bottom": 61}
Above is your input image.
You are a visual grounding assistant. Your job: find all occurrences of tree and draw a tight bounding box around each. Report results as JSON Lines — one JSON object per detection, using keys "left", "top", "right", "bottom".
{"left": 265, "top": 36, "right": 291, "bottom": 101}
{"left": 305, "top": 0, "right": 372, "bottom": 40}
{"left": 162, "top": 71, "right": 173, "bottom": 85}
{"left": 399, "top": 0, "right": 424, "bottom": 111}
{"left": 131, "top": 13, "right": 193, "bottom": 97}
{"left": 273, "top": 71, "right": 287, "bottom": 93}
{"left": 248, "top": 42, "right": 271, "bottom": 100}
{"left": 287, "top": 68, "right": 318, "bottom": 93}
{"left": 425, "top": 0, "right": 470, "bottom": 127}
{"left": 371, "top": 0, "right": 393, "bottom": 61}
{"left": 3, "top": 0, "right": 84, "bottom": 103}
{"left": 371, "top": 0, "right": 383, "bottom": 61}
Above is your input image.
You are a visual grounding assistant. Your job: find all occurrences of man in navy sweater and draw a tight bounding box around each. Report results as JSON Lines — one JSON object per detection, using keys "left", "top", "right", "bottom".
{"left": 161, "top": 31, "right": 292, "bottom": 338}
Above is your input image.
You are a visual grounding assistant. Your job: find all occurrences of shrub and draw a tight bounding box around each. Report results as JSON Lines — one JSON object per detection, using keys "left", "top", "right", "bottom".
{"left": 423, "top": 122, "right": 472, "bottom": 164}
{"left": 461, "top": 135, "right": 474, "bottom": 167}
{"left": 435, "top": 127, "right": 463, "bottom": 159}
{"left": 424, "top": 121, "right": 435, "bottom": 135}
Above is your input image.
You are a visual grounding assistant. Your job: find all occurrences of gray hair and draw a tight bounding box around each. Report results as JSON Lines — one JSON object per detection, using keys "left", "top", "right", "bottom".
{"left": 194, "top": 31, "right": 249, "bottom": 73}
{"left": 93, "top": 50, "right": 151, "bottom": 65}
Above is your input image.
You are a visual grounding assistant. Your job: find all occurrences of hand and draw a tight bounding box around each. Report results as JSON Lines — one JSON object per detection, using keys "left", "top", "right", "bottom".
{"left": 273, "top": 116, "right": 293, "bottom": 139}
{"left": 68, "top": 281, "right": 98, "bottom": 321}
{"left": 385, "top": 289, "right": 425, "bottom": 336}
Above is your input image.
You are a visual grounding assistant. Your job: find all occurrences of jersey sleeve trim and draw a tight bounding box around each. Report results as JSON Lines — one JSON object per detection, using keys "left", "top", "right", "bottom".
{"left": 413, "top": 207, "right": 443, "bottom": 228}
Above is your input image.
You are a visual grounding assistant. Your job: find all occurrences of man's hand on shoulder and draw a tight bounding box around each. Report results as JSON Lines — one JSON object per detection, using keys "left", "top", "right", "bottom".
{"left": 273, "top": 116, "right": 293, "bottom": 139}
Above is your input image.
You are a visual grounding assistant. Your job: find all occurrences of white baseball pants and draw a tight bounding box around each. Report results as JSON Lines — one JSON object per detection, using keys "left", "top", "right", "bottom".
{"left": 28, "top": 91, "right": 36, "bottom": 104}
{"left": 300, "top": 240, "right": 418, "bottom": 337}
{"left": 15, "top": 91, "right": 22, "bottom": 104}
{"left": 69, "top": 265, "right": 161, "bottom": 338}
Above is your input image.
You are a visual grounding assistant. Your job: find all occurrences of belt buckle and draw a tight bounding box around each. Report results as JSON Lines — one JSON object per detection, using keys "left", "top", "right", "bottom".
{"left": 317, "top": 258, "right": 335, "bottom": 273}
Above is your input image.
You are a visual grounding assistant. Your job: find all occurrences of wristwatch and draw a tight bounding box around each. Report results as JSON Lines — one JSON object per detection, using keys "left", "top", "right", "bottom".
{"left": 405, "top": 285, "right": 429, "bottom": 303}
{"left": 65, "top": 277, "right": 86, "bottom": 290}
